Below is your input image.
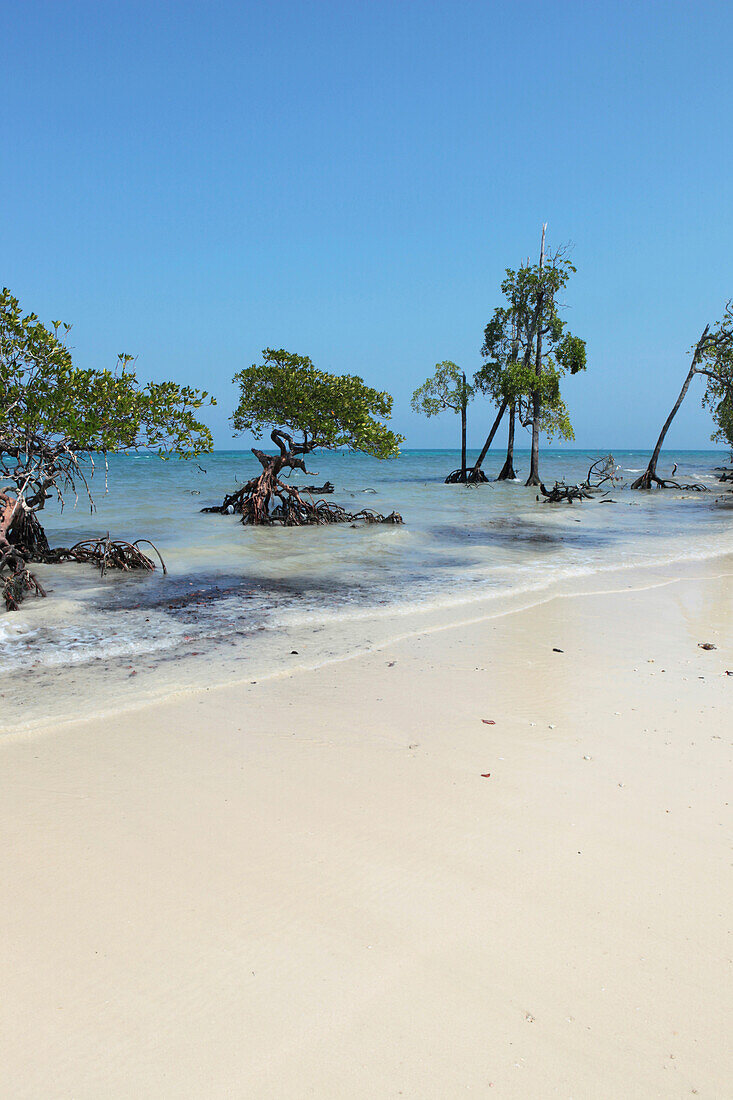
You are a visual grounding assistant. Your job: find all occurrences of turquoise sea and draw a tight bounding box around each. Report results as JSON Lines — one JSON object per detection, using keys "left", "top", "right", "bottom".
{"left": 1, "top": 447, "right": 732, "bottom": 730}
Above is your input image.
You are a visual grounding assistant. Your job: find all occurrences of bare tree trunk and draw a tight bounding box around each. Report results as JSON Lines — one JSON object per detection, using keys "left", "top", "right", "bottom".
{"left": 496, "top": 402, "right": 517, "bottom": 480}
{"left": 460, "top": 371, "right": 467, "bottom": 476}
{"left": 471, "top": 398, "right": 508, "bottom": 477}
{"left": 631, "top": 325, "right": 710, "bottom": 489}
{"left": 526, "top": 224, "right": 546, "bottom": 487}
{"left": 0, "top": 490, "right": 20, "bottom": 552}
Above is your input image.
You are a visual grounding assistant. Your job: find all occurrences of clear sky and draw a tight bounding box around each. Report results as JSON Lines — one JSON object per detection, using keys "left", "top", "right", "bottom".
{"left": 2, "top": 0, "right": 731, "bottom": 451}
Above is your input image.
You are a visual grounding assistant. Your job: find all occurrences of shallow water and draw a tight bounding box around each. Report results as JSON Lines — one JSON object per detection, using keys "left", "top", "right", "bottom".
{"left": 2, "top": 447, "right": 732, "bottom": 731}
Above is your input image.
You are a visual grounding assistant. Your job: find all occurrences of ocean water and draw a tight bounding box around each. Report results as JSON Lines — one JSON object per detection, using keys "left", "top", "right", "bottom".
{"left": 1, "top": 447, "right": 732, "bottom": 731}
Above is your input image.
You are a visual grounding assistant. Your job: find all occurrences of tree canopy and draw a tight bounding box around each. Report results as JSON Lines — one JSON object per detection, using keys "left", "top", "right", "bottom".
{"left": 699, "top": 300, "right": 733, "bottom": 448}
{"left": 231, "top": 348, "right": 402, "bottom": 458}
{"left": 1, "top": 287, "right": 214, "bottom": 525}
{"left": 475, "top": 257, "right": 586, "bottom": 446}
{"left": 632, "top": 302, "right": 733, "bottom": 489}
{"left": 410, "top": 360, "right": 474, "bottom": 418}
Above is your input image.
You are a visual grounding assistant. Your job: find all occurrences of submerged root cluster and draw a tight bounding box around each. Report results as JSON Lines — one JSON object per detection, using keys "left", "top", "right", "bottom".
{"left": 1, "top": 534, "right": 167, "bottom": 612}
{"left": 203, "top": 479, "right": 402, "bottom": 526}
{"left": 444, "top": 468, "right": 489, "bottom": 484}
{"left": 1, "top": 547, "right": 47, "bottom": 611}
{"left": 45, "top": 537, "right": 167, "bottom": 577}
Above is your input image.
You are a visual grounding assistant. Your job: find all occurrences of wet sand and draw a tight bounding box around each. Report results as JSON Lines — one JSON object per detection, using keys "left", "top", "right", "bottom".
{"left": 1, "top": 559, "right": 732, "bottom": 1097}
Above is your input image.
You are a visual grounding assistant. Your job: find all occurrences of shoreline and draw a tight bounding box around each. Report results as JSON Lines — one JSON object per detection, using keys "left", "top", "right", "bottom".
{"left": 2, "top": 558, "right": 732, "bottom": 1096}
{"left": 4, "top": 546, "right": 733, "bottom": 738}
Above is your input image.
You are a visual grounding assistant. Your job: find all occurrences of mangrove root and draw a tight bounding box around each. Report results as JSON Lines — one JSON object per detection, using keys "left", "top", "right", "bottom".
{"left": 45, "top": 537, "right": 167, "bottom": 577}
{"left": 203, "top": 478, "right": 402, "bottom": 526}
{"left": 1, "top": 535, "right": 167, "bottom": 612}
{"left": 630, "top": 469, "right": 709, "bottom": 491}
{"left": 444, "top": 467, "right": 490, "bottom": 484}
{"left": 0, "top": 547, "right": 47, "bottom": 611}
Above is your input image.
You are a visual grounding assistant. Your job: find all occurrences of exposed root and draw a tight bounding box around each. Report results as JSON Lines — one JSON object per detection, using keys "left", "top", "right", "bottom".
{"left": 204, "top": 477, "right": 402, "bottom": 526}
{"left": 445, "top": 468, "right": 489, "bottom": 484}
{"left": 45, "top": 537, "right": 167, "bottom": 576}
{"left": 1, "top": 547, "right": 47, "bottom": 611}
{"left": 1, "top": 534, "right": 166, "bottom": 613}
{"left": 630, "top": 469, "right": 709, "bottom": 491}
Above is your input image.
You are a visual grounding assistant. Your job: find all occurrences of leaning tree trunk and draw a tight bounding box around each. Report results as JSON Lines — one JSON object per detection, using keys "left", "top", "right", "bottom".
{"left": 526, "top": 225, "right": 546, "bottom": 488}
{"left": 496, "top": 402, "right": 517, "bottom": 480}
{"left": 631, "top": 325, "right": 710, "bottom": 489}
{"left": 469, "top": 398, "right": 508, "bottom": 480}
{"left": 460, "top": 371, "right": 467, "bottom": 478}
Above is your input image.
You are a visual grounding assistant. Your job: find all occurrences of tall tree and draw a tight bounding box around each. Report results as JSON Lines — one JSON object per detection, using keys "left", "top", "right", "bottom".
{"left": 0, "top": 288, "right": 214, "bottom": 574}
{"left": 522, "top": 228, "right": 587, "bottom": 485}
{"left": 473, "top": 241, "right": 585, "bottom": 484}
{"left": 411, "top": 361, "right": 477, "bottom": 483}
{"left": 632, "top": 301, "right": 733, "bottom": 488}
{"left": 473, "top": 281, "right": 528, "bottom": 481}
{"left": 210, "top": 349, "right": 403, "bottom": 523}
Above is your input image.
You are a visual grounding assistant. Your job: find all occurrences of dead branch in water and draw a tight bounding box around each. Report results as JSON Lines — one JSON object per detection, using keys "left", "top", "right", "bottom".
{"left": 298, "top": 481, "right": 334, "bottom": 494}
{"left": 582, "top": 455, "right": 624, "bottom": 490}
{"left": 538, "top": 482, "right": 595, "bottom": 503}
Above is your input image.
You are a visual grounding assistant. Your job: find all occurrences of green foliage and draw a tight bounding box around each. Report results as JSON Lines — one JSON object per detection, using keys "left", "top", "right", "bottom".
{"left": 410, "top": 360, "right": 473, "bottom": 418}
{"left": 474, "top": 252, "right": 586, "bottom": 443}
{"left": 0, "top": 289, "right": 214, "bottom": 458}
{"left": 699, "top": 301, "right": 733, "bottom": 447}
{"left": 0, "top": 288, "right": 214, "bottom": 515}
{"left": 232, "top": 348, "right": 402, "bottom": 459}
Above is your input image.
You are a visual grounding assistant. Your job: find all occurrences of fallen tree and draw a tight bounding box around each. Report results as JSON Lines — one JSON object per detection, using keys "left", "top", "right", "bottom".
{"left": 538, "top": 456, "right": 624, "bottom": 505}
{"left": 1, "top": 288, "right": 213, "bottom": 609}
{"left": 207, "top": 349, "right": 403, "bottom": 524}
{"left": 582, "top": 455, "right": 623, "bottom": 491}
{"left": 538, "top": 481, "right": 594, "bottom": 503}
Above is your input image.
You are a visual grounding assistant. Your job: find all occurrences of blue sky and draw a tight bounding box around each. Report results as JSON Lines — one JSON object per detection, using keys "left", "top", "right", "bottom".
{"left": 2, "top": 0, "right": 731, "bottom": 451}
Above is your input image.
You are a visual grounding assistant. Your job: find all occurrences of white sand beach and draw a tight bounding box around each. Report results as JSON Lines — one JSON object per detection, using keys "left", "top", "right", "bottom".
{"left": 2, "top": 559, "right": 732, "bottom": 1098}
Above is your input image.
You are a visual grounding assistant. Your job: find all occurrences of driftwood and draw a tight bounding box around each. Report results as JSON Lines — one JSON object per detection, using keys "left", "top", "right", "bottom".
{"left": 299, "top": 481, "right": 334, "bottom": 494}
{"left": 582, "top": 455, "right": 624, "bottom": 491}
{"left": 538, "top": 481, "right": 594, "bottom": 503}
